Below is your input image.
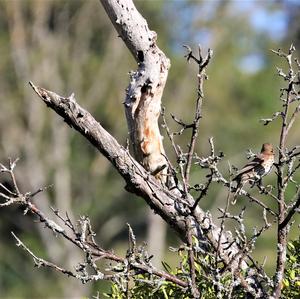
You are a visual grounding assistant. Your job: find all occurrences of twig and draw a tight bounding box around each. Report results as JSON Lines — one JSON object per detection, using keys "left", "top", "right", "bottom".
{"left": 280, "top": 193, "right": 300, "bottom": 229}
{"left": 0, "top": 160, "right": 188, "bottom": 288}
{"left": 12, "top": 232, "right": 78, "bottom": 279}
{"left": 216, "top": 164, "right": 233, "bottom": 267}
{"left": 260, "top": 112, "right": 283, "bottom": 126}
{"left": 271, "top": 44, "right": 299, "bottom": 299}
{"left": 186, "top": 216, "right": 200, "bottom": 298}
{"left": 191, "top": 138, "right": 217, "bottom": 210}
{"left": 184, "top": 45, "right": 213, "bottom": 187}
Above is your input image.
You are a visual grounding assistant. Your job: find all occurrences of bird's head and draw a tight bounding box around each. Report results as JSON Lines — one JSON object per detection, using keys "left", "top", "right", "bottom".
{"left": 261, "top": 143, "right": 274, "bottom": 154}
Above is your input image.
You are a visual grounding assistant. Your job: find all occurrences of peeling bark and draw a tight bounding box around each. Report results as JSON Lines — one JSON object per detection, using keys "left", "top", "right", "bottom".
{"left": 100, "top": 0, "right": 169, "bottom": 177}
{"left": 30, "top": 83, "right": 246, "bottom": 275}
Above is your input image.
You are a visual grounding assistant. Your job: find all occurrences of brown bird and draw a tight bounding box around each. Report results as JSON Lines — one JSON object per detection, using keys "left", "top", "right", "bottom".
{"left": 232, "top": 143, "right": 275, "bottom": 204}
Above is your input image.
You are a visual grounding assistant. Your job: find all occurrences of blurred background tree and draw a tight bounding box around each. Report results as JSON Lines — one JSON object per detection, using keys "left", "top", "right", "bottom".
{"left": 0, "top": 0, "right": 299, "bottom": 297}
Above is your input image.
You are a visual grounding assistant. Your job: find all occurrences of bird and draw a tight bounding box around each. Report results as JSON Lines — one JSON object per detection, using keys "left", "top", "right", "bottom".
{"left": 232, "top": 143, "right": 275, "bottom": 204}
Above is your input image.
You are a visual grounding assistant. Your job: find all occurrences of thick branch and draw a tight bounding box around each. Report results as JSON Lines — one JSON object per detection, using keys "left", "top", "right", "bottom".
{"left": 31, "top": 82, "right": 200, "bottom": 237}
{"left": 29, "top": 84, "right": 254, "bottom": 290}
{"left": 0, "top": 158, "right": 187, "bottom": 287}
{"left": 100, "top": 0, "right": 170, "bottom": 177}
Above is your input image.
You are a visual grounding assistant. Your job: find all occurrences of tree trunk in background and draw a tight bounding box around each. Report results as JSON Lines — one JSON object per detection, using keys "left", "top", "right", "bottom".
{"left": 52, "top": 118, "right": 89, "bottom": 297}
{"left": 147, "top": 210, "right": 166, "bottom": 268}
{"left": 6, "top": 0, "right": 61, "bottom": 258}
{"left": 5, "top": 1, "right": 90, "bottom": 297}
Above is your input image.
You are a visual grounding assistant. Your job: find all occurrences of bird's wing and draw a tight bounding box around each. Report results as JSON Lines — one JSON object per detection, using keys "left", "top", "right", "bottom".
{"left": 233, "top": 155, "right": 264, "bottom": 180}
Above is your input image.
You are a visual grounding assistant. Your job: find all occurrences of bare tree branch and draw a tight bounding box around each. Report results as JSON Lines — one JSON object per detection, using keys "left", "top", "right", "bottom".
{"left": 183, "top": 46, "right": 213, "bottom": 187}
{"left": 100, "top": 0, "right": 170, "bottom": 178}
{"left": 28, "top": 80, "right": 260, "bottom": 295}
{"left": 0, "top": 161, "right": 188, "bottom": 288}
{"left": 271, "top": 44, "right": 300, "bottom": 299}
{"left": 186, "top": 216, "right": 200, "bottom": 298}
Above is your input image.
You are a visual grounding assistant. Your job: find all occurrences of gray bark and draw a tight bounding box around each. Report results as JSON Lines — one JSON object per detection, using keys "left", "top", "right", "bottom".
{"left": 30, "top": 83, "right": 243, "bottom": 273}
{"left": 101, "top": 0, "right": 169, "bottom": 263}
{"left": 29, "top": 0, "right": 248, "bottom": 288}
{"left": 100, "top": 0, "right": 169, "bottom": 177}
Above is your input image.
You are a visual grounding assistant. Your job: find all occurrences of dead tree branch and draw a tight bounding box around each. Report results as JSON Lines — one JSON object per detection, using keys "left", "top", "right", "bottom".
{"left": 0, "top": 161, "right": 188, "bottom": 287}
{"left": 28, "top": 81, "right": 259, "bottom": 295}
{"left": 269, "top": 44, "right": 300, "bottom": 299}
{"left": 100, "top": 0, "right": 170, "bottom": 178}
{"left": 183, "top": 45, "right": 213, "bottom": 187}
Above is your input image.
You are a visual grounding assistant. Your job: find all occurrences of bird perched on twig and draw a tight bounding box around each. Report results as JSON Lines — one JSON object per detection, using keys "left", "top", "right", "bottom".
{"left": 232, "top": 143, "right": 275, "bottom": 204}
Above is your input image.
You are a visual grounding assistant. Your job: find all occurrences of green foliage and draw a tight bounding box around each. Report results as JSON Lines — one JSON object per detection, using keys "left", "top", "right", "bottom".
{"left": 104, "top": 242, "right": 248, "bottom": 299}
{"left": 282, "top": 238, "right": 300, "bottom": 298}
{"left": 104, "top": 277, "right": 188, "bottom": 299}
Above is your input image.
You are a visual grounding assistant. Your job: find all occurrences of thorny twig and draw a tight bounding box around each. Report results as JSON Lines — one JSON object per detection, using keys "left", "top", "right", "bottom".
{"left": 183, "top": 45, "right": 213, "bottom": 189}
{"left": 219, "top": 208, "right": 271, "bottom": 275}
{"left": 260, "top": 112, "right": 283, "bottom": 126}
{"left": 186, "top": 216, "right": 200, "bottom": 298}
{"left": 162, "top": 46, "right": 213, "bottom": 199}
{"left": 162, "top": 48, "right": 263, "bottom": 296}
{"left": 0, "top": 159, "right": 188, "bottom": 288}
{"left": 160, "top": 43, "right": 300, "bottom": 298}
{"left": 191, "top": 138, "right": 217, "bottom": 211}
{"left": 215, "top": 163, "right": 233, "bottom": 267}
{"left": 11, "top": 232, "right": 112, "bottom": 283}
{"left": 269, "top": 44, "right": 300, "bottom": 299}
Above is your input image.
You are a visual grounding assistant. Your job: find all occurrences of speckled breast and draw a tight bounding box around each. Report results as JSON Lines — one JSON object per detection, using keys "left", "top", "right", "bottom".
{"left": 262, "top": 156, "right": 274, "bottom": 176}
